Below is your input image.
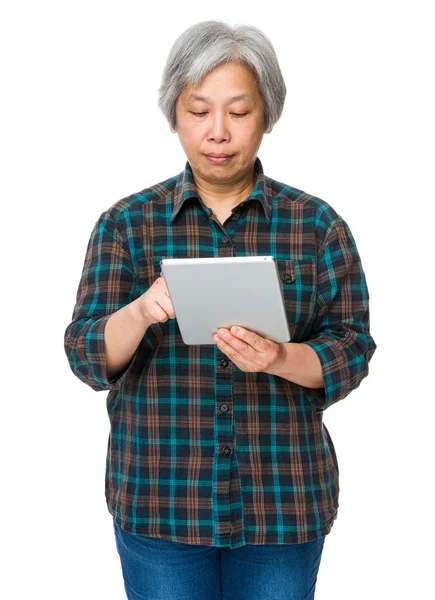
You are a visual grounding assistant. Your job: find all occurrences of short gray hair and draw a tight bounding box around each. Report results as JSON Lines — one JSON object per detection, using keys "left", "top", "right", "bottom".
{"left": 157, "top": 20, "right": 287, "bottom": 134}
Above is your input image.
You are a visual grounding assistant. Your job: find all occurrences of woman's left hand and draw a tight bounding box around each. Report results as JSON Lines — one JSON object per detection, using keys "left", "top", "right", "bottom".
{"left": 212, "top": 326, "right": 287, "bottom": 374}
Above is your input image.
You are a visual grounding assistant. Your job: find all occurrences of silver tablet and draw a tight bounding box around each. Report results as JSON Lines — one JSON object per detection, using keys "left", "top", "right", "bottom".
{"left": 160, "top": 256, "right": 291, "bottom": 345}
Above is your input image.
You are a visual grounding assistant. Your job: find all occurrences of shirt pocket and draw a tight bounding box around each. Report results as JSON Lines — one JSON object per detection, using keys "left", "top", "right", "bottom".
{"left": 276, "top": 258, "right": 317, "bottom": 325}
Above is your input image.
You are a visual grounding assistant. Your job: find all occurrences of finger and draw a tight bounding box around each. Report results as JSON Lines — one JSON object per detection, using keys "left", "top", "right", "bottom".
{"left": 217, "top": 328, "right": 250, "bottom": 355}
{"left": 229, "top": 326, "right": 266, "bottom": 353}
{"left": 158, "top": 299, "right": 175, "bottom": 320}
{"left": 156, "top": 278, "right": 175, "bottom": 317}
{"left": 158, "top": 276, "right": 171, "bottom": 296}
{"left": 157, "top": 286, "right": 175, "bottom": 314}
{"left": 214, "top": 333, "right": 256, "bottom": 370}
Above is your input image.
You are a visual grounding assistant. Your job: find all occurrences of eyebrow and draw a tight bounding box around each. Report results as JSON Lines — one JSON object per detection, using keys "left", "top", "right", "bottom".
{"left": 186, "top": 93, "right": 251, "bottom": 103}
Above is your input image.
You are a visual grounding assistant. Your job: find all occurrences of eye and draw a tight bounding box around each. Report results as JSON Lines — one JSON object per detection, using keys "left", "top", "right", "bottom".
{"left": 191, "top": 112, "right": 248, "bottom": 117}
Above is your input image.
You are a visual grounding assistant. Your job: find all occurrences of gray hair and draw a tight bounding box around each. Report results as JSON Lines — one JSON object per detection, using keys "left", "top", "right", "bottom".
{"left": 157, "top": 20, "right": 287, "bottom": 134}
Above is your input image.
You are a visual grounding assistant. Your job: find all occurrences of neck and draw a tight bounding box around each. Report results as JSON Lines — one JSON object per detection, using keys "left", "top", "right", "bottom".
{"left": 192, "top": 164, "right": 256, "bottom": 208}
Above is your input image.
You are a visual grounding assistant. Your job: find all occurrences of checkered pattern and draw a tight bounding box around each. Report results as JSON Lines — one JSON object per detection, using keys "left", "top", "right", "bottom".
{"left": 64, "top": 156, "right": 376, "bottom": 548}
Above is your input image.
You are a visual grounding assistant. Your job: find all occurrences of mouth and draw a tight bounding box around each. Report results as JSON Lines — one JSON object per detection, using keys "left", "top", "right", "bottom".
{"left": 204, "top": 154, "right": 234, "bottom": 164}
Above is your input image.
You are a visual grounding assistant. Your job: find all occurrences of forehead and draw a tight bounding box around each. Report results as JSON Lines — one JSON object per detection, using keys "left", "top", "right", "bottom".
{"left": 179, "top": 62, "right": 261, "bottom": 104}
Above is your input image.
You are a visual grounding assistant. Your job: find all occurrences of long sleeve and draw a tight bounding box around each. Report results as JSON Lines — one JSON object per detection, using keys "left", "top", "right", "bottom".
{"left": 302, "top": 216, "right": 377, "bottom": 411}
{"left": 64, "top": 211, "right": 142, "bottom": 392}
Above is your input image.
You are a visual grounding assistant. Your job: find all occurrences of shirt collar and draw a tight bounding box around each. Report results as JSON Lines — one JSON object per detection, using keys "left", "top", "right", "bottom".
{"left": 170, "top": 156, "right": 272, "bottom": 224}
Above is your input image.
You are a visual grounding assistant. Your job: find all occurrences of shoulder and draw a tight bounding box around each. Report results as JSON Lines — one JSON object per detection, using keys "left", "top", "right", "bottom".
{"left": 267, "top": 173, "right": 350, "bottom": 244}
{"left": 95, "top": 171, "right": 180, "bottom": 233}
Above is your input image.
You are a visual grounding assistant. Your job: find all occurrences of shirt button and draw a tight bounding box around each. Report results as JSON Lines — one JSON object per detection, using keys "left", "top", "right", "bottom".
{"left": 282, "top": 273, "right": 294, "bottom": 283}
{"left": 220, "top": 358, "right": 229, "bottom": 368}
{"left": 221, "top": 236, "right": 229, "bottom": 244}
{"left": 220, "top": 446, "right": 233, "bottom": 456}
{"left": 220, "top": 403, "right": 229, "bottom": 413}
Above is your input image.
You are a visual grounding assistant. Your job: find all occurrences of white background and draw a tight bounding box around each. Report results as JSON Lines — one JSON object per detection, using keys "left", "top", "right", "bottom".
{"left": 1, "top": 1, "right": 433, "bottom": 598}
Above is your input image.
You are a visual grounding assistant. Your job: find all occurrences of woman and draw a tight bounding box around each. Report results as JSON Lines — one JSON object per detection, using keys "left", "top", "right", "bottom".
{"left": 64, "top": 20, "right": 377, "bottom": 600}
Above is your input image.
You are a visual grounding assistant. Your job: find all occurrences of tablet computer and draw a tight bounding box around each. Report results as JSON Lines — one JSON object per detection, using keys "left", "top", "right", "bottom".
{"left": 160, "top": 256, "right": 291, "bottom": 345}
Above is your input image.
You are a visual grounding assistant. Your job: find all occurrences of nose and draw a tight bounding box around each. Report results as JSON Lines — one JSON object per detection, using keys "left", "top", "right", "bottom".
{"left": 207, "top": 112, "right": 230, "bottom": 143}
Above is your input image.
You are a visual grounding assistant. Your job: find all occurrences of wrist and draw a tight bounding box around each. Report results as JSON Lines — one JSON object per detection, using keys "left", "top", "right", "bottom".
{"left": 268, "top": 342, "right": 292, "bottom": 377}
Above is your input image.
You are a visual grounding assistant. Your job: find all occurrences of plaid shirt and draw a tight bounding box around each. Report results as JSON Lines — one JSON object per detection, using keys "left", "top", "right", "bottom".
{"left": 64, "top": 156, "right": 377, "bottom": 548}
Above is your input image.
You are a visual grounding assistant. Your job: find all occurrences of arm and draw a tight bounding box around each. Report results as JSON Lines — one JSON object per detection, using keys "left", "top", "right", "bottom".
{"left": 64, "top": 211, "right": 151, "bottom": 392}
{"left": 270, "top": 342, "right": 325, "bottom": 389}
{"left": 105, "top": 298, "right": 152, "bottom": 380}
{"left": 278, "top": 217, "right": 377, "bottom": 410}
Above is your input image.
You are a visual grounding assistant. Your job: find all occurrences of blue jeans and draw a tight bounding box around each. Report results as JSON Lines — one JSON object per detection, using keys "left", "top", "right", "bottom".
{"left": 113, "top": 519, "right": 326, "bottom": 600}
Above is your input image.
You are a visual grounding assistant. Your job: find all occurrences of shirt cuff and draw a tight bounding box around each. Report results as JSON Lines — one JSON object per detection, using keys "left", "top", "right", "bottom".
{"left": 85, "top": 315, "right": 140, "bottom": 391}
{"left": 301, "top": 335, "right": 353, "bottom": 411}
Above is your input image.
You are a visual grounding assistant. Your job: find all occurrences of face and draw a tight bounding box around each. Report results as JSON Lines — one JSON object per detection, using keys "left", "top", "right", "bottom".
{"left": 173, "top": 62, "right": 268, "bottom": 187}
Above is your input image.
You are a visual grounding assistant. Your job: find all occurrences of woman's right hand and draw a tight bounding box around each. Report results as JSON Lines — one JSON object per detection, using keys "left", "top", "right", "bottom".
{"left": 138, "top": 276, "right": 176, "bottom": 325}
